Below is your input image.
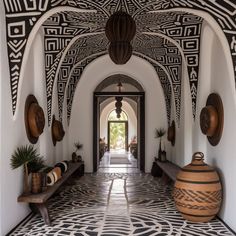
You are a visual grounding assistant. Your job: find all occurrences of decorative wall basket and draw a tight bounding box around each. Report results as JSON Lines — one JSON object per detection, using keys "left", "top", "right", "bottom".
{"left": 51, "top": 115, "right": 65, "bottom": 146}
{"left": 167, "top": 120, "right": 175, "bottom": 146}
{"left": 105, "top": 9, "right": 136, "bottom": 65}
{"left": 25, "top": 95, "right": 45, "bottom": 144}
{"left": 200, "top": 93, "right": 224, "bottom": 146}
{"left": 173, "top": 152, "right": 222, "bottom": 222}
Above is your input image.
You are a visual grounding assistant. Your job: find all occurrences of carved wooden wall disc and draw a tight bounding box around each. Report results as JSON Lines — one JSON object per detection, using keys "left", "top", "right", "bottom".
{"left": 200, "top": 93, "right": 224, "bottom": 146}
{"left": 25, "top": 95, "right": 45, "bottom": 144}
{"left": 200, "top": 105, "right": 218, "bottom": 137}
{"left": 167, "top": 120, "right": 175, "bottom": 146}
{"left": 51, "top": 115, "right": 65, "bottom": 146}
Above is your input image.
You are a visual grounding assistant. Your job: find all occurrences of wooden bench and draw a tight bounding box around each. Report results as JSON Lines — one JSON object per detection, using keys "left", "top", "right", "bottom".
{"left": 154, "top": 160, "right": 181, "bottom": 182}
{"left": 18, "top": 162, "right": 84, "bottom": 225}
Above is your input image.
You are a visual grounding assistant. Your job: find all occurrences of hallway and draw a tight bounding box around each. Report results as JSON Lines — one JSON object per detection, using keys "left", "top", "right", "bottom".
{"left": 10, "top": 174, "right": 233, "bottom": 236}
{"left": 99, "top": 151, "right": 138, "bottom": 170}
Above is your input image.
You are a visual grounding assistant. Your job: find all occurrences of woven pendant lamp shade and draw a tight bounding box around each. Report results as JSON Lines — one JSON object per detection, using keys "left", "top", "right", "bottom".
{"left": 105, "top": 10, "right": 136, "bottom": 42}
{"left": 105, "top": 9, "right": 136, "bottom": 65}
{"left": 108, "top": 41, "right": 132, "bottom": 64}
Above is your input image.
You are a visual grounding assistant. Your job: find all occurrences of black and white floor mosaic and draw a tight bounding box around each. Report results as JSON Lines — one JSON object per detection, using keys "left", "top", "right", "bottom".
{"left": 9, "top": 173, "right": 234, "bottom": 236}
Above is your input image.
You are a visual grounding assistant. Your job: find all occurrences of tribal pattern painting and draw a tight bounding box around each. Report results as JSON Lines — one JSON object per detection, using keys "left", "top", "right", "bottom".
{"left": 66, "top": 52, "right": 107, "bottom": 124}
{"left": 57, "top": 34, "right": 109, "bottom": 122}
{"left": 3, "top": 0, "right": 236, "bottom": 126}
{"left": 133, "top": 52, "right": 173, "bottom": 126}
{"left": 137, "top": 12, "right": 203, "bottom": 118}
{"left": 43, "top": 10, "right": 107, "bottom": 123}
{"left": 134, "top": 35, "right": 182, "bottom": 125}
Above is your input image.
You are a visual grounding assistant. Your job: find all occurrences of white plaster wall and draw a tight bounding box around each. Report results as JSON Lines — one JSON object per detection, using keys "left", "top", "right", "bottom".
{"left": 100, "top": 97, "right": 137, "bottom": 116}
{"left": 0, "top": 5, "right": 33, "bottom": 233}
{"left": 102, "top": 83, "right": 139, "bottom": 92}
{"left": 192, "top": 22, "right": 236, "bottom": 231}
{"left": 0, "top": 20, "right": 69, "bottom": 234}
{"left": 192, "top": 22, "right": 213, "bottom": 156}
{"left": 100, "top": 100, "right": 137, "bottom": 144}
{"left": 165, "top": 52, "right": 193, "bottom": 167}
{"left": 69, "top": 55, "right": 167, "bottom": 173}
{"left": 0, "top": 2, "right": 4, "bottom": 233}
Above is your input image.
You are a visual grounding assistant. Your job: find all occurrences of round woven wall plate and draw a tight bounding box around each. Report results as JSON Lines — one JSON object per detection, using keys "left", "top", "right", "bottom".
{"left": 51, "top": 115, "right": 57, "bottom": 146}
{"left": 25, "top": 95, "right": 45, "bottom": 144}
{"left": 201, "top": 93, "right": 224, "bottom": 146}
{"left": 51, "top": 115, "right": 65, "bottom": 146}
{"left": 168, "top": 120, "right": 176, "bottom": 146}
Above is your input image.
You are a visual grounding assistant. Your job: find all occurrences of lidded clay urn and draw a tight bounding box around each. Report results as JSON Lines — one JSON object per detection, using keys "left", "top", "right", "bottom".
{"left": 173, "top": 152, "right": 222, "bottom": 222}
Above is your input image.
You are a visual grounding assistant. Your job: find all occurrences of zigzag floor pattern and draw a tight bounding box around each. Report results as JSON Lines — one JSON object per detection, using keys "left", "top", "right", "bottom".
{"left": 9, "top": 173, "right": 234, "bottom": 236}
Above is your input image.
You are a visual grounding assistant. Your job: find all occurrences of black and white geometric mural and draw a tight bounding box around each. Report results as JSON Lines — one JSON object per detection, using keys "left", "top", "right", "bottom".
{"left": 43, "top": 10, "right": 107, "bottom": 123}
{"left": 3, "top": 0, "right": 236, "bottom": 126}
{"left": 57, "top": 34, "right": 109, "bottom": 122}
{"left": 133, "top": 52, "right": 173, "bottom": 126}
{"left": 66, "top": 52, "right": 107, "bottom": 124}
{"left": 134, "top": 35, "right": 182, "bottom": 125}
{"left": 9, "top": 173, "right": 234, "bottom": 235}
{"left": 137, "top": 12, "right": 203, "bottom": 118}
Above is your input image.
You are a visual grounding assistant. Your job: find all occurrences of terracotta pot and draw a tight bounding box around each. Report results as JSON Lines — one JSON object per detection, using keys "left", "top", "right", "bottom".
{"left": 200, "top": 105, "right": 218, "bottom": 137}
{"left": 31, "top": 172, "right": 42, "bottom": 194}
{"left": 173, "top": 152, "right": 222, "bottom": 222}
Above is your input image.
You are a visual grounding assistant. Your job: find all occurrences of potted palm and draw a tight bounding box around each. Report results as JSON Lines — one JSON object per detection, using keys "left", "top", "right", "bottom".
{"left": 72, "top": 142, "right": 83, "bottom": 162}
{"left": 28, "top": 155, "right": 45, "bottom": 193}
{"left": 10, "top": 145, "right": 44, "bottom": 194}
{"left": 154, "top": 128, "right": 166, "bottom": 161}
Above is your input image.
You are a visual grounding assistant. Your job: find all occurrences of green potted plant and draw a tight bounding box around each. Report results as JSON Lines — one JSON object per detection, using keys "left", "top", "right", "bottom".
{"left": 154, "top": 128, "right": 166, "bottom": 161}
{"left": 28, "top": 156, "right": 45, "bottom": 193}
{"left": 10, "top": 145, "right": 44, "bottom": 194}
{"left": 72, "top": 141, "right": 83, "bottom": 162}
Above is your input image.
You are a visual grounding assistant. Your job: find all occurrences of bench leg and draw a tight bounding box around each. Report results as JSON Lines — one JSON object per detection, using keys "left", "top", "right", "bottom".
{"left": 33, "top": 203, "right": 51, "bottom": 226}
{"left": 161, "top": 173, "right": 171, "bottom": 184}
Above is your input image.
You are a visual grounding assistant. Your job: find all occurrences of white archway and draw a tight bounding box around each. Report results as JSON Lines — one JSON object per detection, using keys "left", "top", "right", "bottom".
{"left": 14, "top": 7, "right": 96, "bottom": 119}
{"left": 69, "top": 54, "right": 167, "bottom": 173}
{"left": 100, "top": 99, "right": 137, "bottom": 146}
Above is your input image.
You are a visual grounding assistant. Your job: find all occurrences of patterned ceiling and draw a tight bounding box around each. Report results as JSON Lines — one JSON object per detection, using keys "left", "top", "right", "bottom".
{"left": 3, "top": 0, "right": 236, "bottom": 126}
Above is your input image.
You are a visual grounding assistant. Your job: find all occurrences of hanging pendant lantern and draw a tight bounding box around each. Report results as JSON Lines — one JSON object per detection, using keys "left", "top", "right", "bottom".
{"left": 108, "top": 41, "right": 132, "bottom": 64}
{"left": 105, "top": 10, "right": 136, "bottom": 42}
{"left": 105, "top": 6, "right": 136, "bottom": 65}
{"left": 115, "top": 96, "right": 123, "bottom": 118}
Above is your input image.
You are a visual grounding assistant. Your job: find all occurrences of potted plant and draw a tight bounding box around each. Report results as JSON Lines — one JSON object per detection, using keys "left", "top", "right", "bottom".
{"left": 72, "top": 141, "right": 83, "bottom": 162}
{"left": 28, "top": 155, "right": 45, "bottom": 193}
{"left": 10, "top": 145, "right": 44, "bottom": 194}
{"left": 154, "top": 128, "right": 166, "bottom": 161}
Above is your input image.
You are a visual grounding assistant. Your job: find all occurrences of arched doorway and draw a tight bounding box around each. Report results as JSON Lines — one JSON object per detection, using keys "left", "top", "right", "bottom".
{"left": 107, "top": 110, "right": 129, "bottom": 152}
{"left": 93, "top": 74, "right": 145, "bottom": 172}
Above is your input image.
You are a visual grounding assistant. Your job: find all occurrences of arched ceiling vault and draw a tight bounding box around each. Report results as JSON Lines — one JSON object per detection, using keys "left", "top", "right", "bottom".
{"left": 3, "top": 0, "right": 236, "bottom": 126}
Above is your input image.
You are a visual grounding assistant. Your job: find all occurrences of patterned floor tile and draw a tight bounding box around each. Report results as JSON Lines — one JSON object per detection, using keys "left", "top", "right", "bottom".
{"left": 9, "top": 173, "right": 234, "bottom": 236}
